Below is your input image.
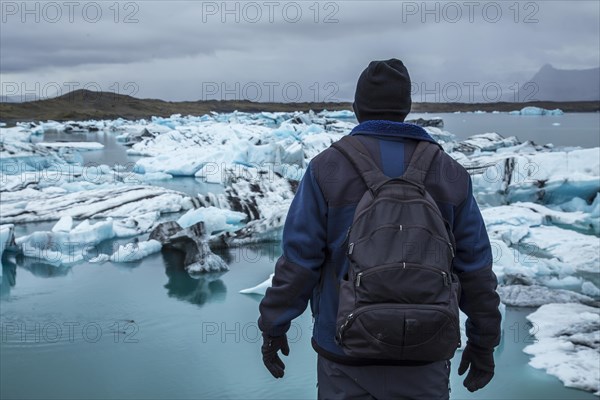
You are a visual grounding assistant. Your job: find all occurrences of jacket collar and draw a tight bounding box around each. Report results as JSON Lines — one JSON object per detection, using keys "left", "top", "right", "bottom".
{"left": 349, "top": 120, "right": 438, "bottom": 144}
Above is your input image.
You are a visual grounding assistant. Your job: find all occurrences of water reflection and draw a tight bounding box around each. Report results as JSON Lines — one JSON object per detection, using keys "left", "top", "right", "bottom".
{"left": 15, "top": 253, "right": 72, "bottom": 278}
{"left": 162, "top": 250, "right": 227, "bottom": 306}
{"left": 1, "top": 260, "right": 17, "bottom": 298}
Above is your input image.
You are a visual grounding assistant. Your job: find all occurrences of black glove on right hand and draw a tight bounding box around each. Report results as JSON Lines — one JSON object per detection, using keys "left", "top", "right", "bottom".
{"left": 261, "top": 333, "right": 289, "bottom": 379}
{"left": 458, "top": 342, "right": 495, "bottom": 392}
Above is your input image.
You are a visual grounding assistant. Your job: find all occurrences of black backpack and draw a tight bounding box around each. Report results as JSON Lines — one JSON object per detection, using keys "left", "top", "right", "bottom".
{"left": 332, "top": 136, "right": 461, "bottom": 361}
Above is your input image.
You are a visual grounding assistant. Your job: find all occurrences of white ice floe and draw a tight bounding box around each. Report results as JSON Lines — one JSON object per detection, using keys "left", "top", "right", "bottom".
{"left": 1, "top": 185, "right": 192, "bottom": 224}
{"left": 582, "top": 281, "right": 600, "bottom": 298}
{"left": 110, "top": 240, "right": 162, "bottom": 262}
{"left": 468, "top": 147, "right": 599, "bottom": 206}
{"left": 497, "top": 285, "right": 596, "bottom": 307}
{"left": 199, "top": 170, "right": 296, "bottom": 246}
{"left": 14, "top": 214, "right": 167, "bottom": 266}
{"left": 177, "top": 207, "right": 246, "bottom": 234}
{"left": 482, "top": 201, "right": 599, "bottom": 289}
{"left": 51, "top": 215, "right": 73, "bottom": 232}
{"left": 239, "top": 273, "right": 274, "bottom": 295}
{"left": 524, "top": 303, "right": 600, "bottom": 395}
{"left": 0, "top": 126, "right": 63, "bottom": 169}
{"left": 453, "top": 132, "right": 521, "bottom": 154}
{"left": 16, "top": 219, "right": 116, "bottom": 266}
{"left": 510, "top": 107, "right": 564, "bottom": 116}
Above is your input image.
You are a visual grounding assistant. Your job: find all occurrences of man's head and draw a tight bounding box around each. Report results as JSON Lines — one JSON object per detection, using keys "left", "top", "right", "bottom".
{"left": 352, "top": 58, "right": 412, "bottom": 123}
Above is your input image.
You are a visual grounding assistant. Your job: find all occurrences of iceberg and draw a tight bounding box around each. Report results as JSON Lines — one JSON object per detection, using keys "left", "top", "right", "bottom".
{"left": 524, "top": 303, "right": 600, "bottom": 395}
{"left": 1, "top": 185, "right": 192, "bottom": 224}
{"left": 149, "top": 221, "right": 229, "bottom": 274}
{"left": 196, "top": 169, "right": 296, "bottom": 246}
{"left": 176, "top": 207, "right": 246, "bottom": 234}
{"left": 468, "top": 147, "right": 599, "bottom": 206}
{"left": 512, "top": 107, "right": 564, "bottom": 116}
{"left": 0, "top": 126, "right": 64, "bottom": 169}
{"left": 51, "top": 215, "right": 73, "bottom": 233}
{"left": 239, "top": 273, "right": 274, "bottom": 295}
{"left": 110, "top": 240, "right": 162, "bottom": 262}
{"left": 453, "top": 132, "right": 521, "bottom": 154}
{"left": 582, "top": 281, "right": 600, "bottom": 297}
{"left": 497, "top": 285, "right": 596, "bottom": 307}
{"left": 318, "top": 110, "right": 356, "bottom": 119}
{"left": 16, "top": 219, "right": 116, "bottom": 266}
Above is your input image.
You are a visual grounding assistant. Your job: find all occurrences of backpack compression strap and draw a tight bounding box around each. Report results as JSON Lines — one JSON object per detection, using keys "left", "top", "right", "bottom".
{"left": 402, "top": 140, "right": 441, "bottom": 185}
{"left": 331, "top": 136, "right": 389, "bottom": 192}
{"left": 332, "top": 136, "right": 441, "bottom": 190}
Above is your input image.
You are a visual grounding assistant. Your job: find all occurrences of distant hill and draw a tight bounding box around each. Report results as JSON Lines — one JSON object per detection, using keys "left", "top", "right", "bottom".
{"left": 0, "top": 89, "right": 351, "bottom": 123}
{"left": 519, "top": 64, "right": 600, "bottom": 102}
{"left": 0, "top": 89, "right": 598, "bottom": 125}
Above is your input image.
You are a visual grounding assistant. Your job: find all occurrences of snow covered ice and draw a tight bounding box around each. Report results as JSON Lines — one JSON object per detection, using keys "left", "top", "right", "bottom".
{"left": 524, "top": 303, "right": 600, "bottom": 395}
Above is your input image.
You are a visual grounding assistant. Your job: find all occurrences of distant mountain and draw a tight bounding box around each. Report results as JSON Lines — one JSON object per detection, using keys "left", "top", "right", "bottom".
{"left": 519, "top": 64, "right": 600, "bottom": 102}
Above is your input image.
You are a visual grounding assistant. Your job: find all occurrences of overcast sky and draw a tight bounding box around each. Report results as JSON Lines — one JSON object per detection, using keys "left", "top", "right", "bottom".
{"left": 1, "top": 1, "right": 599, "bottom": 102}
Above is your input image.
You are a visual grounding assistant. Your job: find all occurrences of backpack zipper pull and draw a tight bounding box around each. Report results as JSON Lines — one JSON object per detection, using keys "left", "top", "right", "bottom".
{"left": 348, "top": 243, "right": 355, "bottom": 255}
{"left": 442, "top": 271, "right": 450, "bottom": 286}
{"left": 448, "top": 242, "right": 455, "bottom": 258}
{"left": 356, "top": 272, "right": 362, "bottom": 287}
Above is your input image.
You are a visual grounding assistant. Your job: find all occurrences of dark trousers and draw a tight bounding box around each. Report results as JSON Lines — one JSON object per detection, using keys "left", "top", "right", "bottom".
{"left": 317, "top": 356, "right": 451, "bottom": 400}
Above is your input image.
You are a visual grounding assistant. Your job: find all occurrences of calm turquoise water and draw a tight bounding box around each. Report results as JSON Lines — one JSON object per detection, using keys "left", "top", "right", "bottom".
{"left": 2, "top": 113, "right": 599, "bottom": 399}
{"left": 411, "top": 112, "right": 600, "bottom": 148}
{"left": 1, "top": 241, "right": 596, "bottom": 400}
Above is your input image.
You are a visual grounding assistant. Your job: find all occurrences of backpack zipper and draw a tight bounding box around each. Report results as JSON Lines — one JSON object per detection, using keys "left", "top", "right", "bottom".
{"left": 337, "top": 303, "right": 459, "bottom": 346}
{"left": 355, "top": 263, "right": 450, "bottom": 287}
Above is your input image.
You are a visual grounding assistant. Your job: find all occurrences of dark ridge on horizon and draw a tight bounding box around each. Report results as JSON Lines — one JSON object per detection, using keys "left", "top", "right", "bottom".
{"left": 0, "top": 89, "right": 598, "bottom": 125}
{"left": 518, "top": 64, "right": 600, "bottom": 102}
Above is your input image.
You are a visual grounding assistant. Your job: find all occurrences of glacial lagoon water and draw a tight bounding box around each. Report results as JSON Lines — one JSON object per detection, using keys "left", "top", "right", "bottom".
{"left": 1, "top": 242, "right": 597, "bottom": 400}
{"left": 1, "top": 112, "right": 599, "bottom": 399}
{"left": 417, "top": 112, "right": 600, "bottom": 149}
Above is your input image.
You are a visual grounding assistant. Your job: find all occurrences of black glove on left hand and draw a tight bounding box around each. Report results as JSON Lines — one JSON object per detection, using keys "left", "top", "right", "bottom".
{"left": 458, "top": 342, "right": 495, "bottom": 392}
{"left": 261, "top": 333, "right": 289, "bottom": 378}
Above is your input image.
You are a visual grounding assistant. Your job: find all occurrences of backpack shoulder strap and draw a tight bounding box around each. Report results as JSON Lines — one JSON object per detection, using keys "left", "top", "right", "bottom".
{"left": 331, "top": 136, "right": 388, "bottom": 191}
{"left": 402, "top": 141, "right": 441, "bottom": 185}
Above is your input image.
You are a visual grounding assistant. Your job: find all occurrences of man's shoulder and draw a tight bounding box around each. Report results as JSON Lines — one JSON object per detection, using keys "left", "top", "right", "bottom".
{"left": 426, "top": 147, "right": 472, "bottom": 206}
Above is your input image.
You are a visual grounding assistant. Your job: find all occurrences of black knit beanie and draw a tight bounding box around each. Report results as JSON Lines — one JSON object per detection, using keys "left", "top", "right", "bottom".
{"left": 352, "top": 59, "right": 412, "bottom": 123}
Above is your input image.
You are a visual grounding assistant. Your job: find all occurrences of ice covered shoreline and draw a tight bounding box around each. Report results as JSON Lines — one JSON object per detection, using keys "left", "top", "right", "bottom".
{"left": 1, "top": 110, "right": 599, "bottom": 394}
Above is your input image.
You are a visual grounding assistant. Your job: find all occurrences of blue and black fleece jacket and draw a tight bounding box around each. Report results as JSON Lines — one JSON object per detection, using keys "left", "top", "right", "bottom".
{"left": 258, "top": 120, "right": 502, "bottom": 365}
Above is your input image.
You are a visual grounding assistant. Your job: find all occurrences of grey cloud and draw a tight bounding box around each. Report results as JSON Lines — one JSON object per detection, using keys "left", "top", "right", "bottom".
{"left": 0, "top": 1, "right": 598, "bottom": 101}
